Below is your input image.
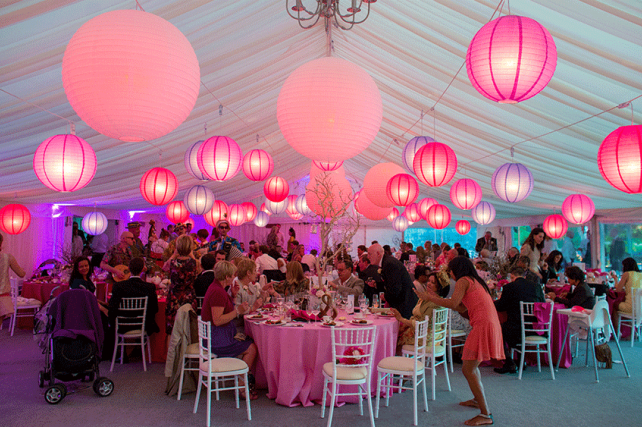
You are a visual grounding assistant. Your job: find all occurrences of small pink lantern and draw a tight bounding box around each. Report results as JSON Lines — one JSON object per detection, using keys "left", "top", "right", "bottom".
{"left": 166, "top": 201, "right": 189, "bottom": 224}
{"left": 260, "top": 202, "right": 272, "bottom": 215}
{"left": 264, "top": 176, "right": 289, "bottom": 203}
{"left": 471, "top": 201, "right": 496, "bottom": 225}
{"left": 140, "top": 167, "right": 178, "bottom": 206}
{"left": 449, "top": 178, "right": 482, "bottom": 210}
{"left": 197, "top": 136, "right": 243, "bottom": 181}
{"left": 242, "top": 202, "right": 258, "bottom": 222}
{"left": 285, "top": 195, "right": 299, "bottom": 217}
{"left": 243, "top": 149, "right": 274, "bottom": 181}
{"left": 363, "top": 163, "right": 406, "bottom": 208}
{"left": 386, "top": 173, "right": 419, "bottom": 207}
{"left": 204, "top": 200, "right": 228, "bottom": 227}
{"left": 543, "top": 214, "right": 568, "bottom": 239}
{"left": 426, "top": 204, "right": 451, "bottom": 229}
{"left": 62, "top": 10, "right": 199, "bottom": 142}
{"left": 277, "top": 57, "right": 382, "bottom": 162}
{"left": 228, "top": 204, "right": 245, "bottom": 227}
{"left": 562, "top": 194, "right": 595, "bottom": 224}
{"left": 413, "top": 142, "right": 458, "bottom": 187}
{"left": 387, "top": 207, "right": 400, "bottom": 222}
{"left": 313, "top": 160, "right": 344, "bottom": 172}
{"left": 466, "top": 15, "right": 557, "bottom": 103}
{"left": 354, "top": 190, "right": 392, "bottom": 221}
{"left": 0, "top": 204, "right": 31, "bottom": 235}
{"left": 392, "top": 216, "right": 409, "bottom": 232}
{"left": 597, "top": 125, "right": 642, "bottom": 193}
{"left": 456, "top": 220, "right": 471, "bottom": 235}
{"left": 417, "top": 198, "right": 438, "bottom": 220}
{"left": 184, "top": 140, "right": 208, "bottom": 181}
{"left": 33, "top": 134, "right": 97, "bottom": 192}
{"left": 288, "top": 211, "right": 304, "bottom": 221}
{"left": 403, "top": 203, "right": 422, "bottom": 223}
{"left": 402, "top": 136, "right": 435, "bottom": 173}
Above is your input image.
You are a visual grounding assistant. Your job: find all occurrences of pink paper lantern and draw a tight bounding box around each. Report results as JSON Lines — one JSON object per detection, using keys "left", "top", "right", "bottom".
{"left": 354, "top": 190, "right": 392, "bottom": 221}
{"left": 543, "top": 214, "right": 568, "bottom": 239}
{"left": 417, "top": 198, "right": 438, "bottom": 220}
{"left": 140, "top": 167, "right": 178, "bottom": 206}
{"left": 242, "top": 202, "right": 258, "bottom": 222}
{"left": 33, "top": 134, "right": 97, "bottom": 192}
{"left": 402, "top": 136, "right": 435, "bottom": 173}
{"left": 62, "top": 10, "right": 199, "bottom": 142}
{"left": 277, "top": 57, "right": 382, "bottom": 162}
{"left": 426, "top": 204, "right": 451, "bottom": 229}
{"left": 387, "top": 207, "right": 400, "bottom": 222}
{"left": 363, "top": 163, "right": 405, "bottom": 208}
{"left": 288, "top": 211, "right": 304, "bottom": 221}
{"left": 313, "top": 160, "right": 344, "bottom": 172}
{"left": 264, "top": 176, "right": 289, "bottom": 203}
{"left": 466, "top": 15, "right": 557, "bottom": 103}
{"left": 0, "top": 204, "right": 31, "bottom": 235}
{"left": 413, "top": 142, "right": 458, "bottom": 187}
{"left": 403, "top": 203, "right": 422, "bottom": 223}
{"left": 285, "top": 195, "right": 299, "bottom": 217}
{"left": 386, "top": 174, "right": 420, "bottom": 207}
{"left": 197, "top": 136, "right": 242, "bottom": 181}
{"left": 562, "top": 194, "right": 595, "bottom": 225}
{"left": 492, "top": 162, "right": 533, "bottom": 203}
{"left": 166, "top": 201, "right": 189, "bottom": 224}
{"left": 450, "top": 178, "right": 482, "bottom": 210}
{"left": 204, "top": 200, "right": 229, "bottom": 227}
{"left": 471, "top": 201, "right": 496, "bottom": 225}
{"left": 228, "top": 204, "right": 246, "bottom": 227}
{"left": 243, "top": 149, "right": 274, "bottom": 181}
{"left": 392, "top": 216, "right": 409, "bottom": 232}
{"left": 456, "top": 220, "right": 471, "bottom": 235}
{"left": 597, "top": 125, "right": 642, "bottom": 193}
{"left": 184, "top": 140, "right": 208, "bottom": 181}
{"left": 260, "top": 202, "right": 272, "bottom": 216}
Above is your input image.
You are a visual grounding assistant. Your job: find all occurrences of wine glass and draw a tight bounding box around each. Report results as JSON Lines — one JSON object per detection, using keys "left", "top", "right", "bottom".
{"left": 372, "top": 295, "right": 380, "bottom": 309}
{"left": 309, "top": 301, "right": 321, "bottom": 321}
{"left": 276, "top": 296, "right": 285, "bottom": 309}
{"left": 359, "top": 297, "right": 368, "bottom": 314}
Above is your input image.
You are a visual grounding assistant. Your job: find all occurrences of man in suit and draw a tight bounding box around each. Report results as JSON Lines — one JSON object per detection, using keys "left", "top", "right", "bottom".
{"left": 493, "top": 266, "right": 545, "bottom": 373}
{"left": 399, "top": 242, "right": 417, "bottom": 263}
{"left": 368, "top": 244, "right": 417, "bottom": 319}
{"left": 108, "top": 257, "right": 159, "bottom": 335}
{"left": 475, "top": 231, "right": 498, "bottom": 253}
{"left": 357, "top": 254, "right": 384, "bottom": 304}
{"left": 330, "top": 259, "right": 364, "bottom": 297}
{"left": 194, "top": 253, "right": 216, "bottom": 298}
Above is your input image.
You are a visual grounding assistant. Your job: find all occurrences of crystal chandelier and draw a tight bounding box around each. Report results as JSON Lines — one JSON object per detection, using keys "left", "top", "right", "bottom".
{"left": 286, "top": 0, "right": 377, "bottom": 30}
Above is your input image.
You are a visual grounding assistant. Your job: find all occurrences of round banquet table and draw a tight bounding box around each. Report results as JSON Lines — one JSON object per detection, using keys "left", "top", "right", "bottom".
{"left": 245, "top": 312, "right": 398, "bottom": 407}
{"left": 21, "top": 280, "right": 69, "bottom": 304}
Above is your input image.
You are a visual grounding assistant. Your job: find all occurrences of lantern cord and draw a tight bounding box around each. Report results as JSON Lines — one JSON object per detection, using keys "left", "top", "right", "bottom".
{"left": 135, "top": 1, "right": 145, "bottom": 12}
{"left": 0, "top": 88, "right": 74, "bottom": 127}
{"left": 460, "top": 93, "right": 642, "bottom": 167}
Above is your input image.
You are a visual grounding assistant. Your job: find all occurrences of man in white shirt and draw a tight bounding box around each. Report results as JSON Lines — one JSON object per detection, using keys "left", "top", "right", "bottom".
{"left": 255, "top": 245, "right": 278, "bottom": 273}
{"left": 561, "top": 230, "right": 576, "bottom": 268}
{"left": 90, "top": 232, "right": 109, "bottom": 268}
{"left": 301, "top": 249, "right": 317, "bottom": 274}
{"left": 330, "top": 259, "right": 364, "bottom": 297}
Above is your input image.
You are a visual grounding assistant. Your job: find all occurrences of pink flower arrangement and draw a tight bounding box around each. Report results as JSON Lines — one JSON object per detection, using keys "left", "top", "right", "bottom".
{"left": 497, "top": 279, "right": 509, "bottom": 289}
{"left": 338, "top": 346, "right": 365, "bottom": 365}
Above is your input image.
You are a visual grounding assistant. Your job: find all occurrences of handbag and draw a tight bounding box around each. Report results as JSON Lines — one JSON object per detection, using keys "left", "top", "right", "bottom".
{"left": 594, "top": 343, "right": 613, "bottom": 369}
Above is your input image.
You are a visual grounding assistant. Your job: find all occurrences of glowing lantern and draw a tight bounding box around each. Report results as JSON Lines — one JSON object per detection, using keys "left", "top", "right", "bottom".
{"left": 295, "top": 194, "right": 311, "bottom": 216}
{"left": 183, "top": 185, "right": 215, "bottom": 216}
{"left": 264, "top": 176, "right": 289, "bottom": 203}
{"left": 597, "top": 125, "right": 642, "bottom": 193}
{"left": 402, "top": 136, "right": 435, "bottom": 173}
{"left": 242, "top": 202, "right": 258, "bottom": 222}
{"left": 403, "top": 203, "right": 422, "bottom": 223}
{"left": 277, "top": 57, "right": 382, "bottom": 162}
{"left": 417, "top": 198, "right": 438, "bottom": 220}
{"left": 471, "top": 201, "right": 496, "bottom": 225}
{"left": 204, "top": 200, "right": 228, "bottom": 227}
{"left": 491, "top": 162, "right": 533, "bottom": 203}
{"left": 0, "top": 204, "right": 31, "bottom": 235}
{"left": 386, "top": 173, "right": 419, "bottom": 207}
{"left": 242, "top": 149, "right": 274, "bottom": 181}
{"left": 140, "top": 167, "right": 178, "bottom": 206}
{"left": 62, "top": 10, "right": 199, "bottom": 142}
{"left": 313, "top": 160, "right": 344, "bottom": 172}
{"left": 413, "top": 142, "right": 457, "bottom": 187}
{"left": 265, "top": 199, "right": 287, "bottom": 215}
{"left": 450, "top": 178, "right": 482, "bottom": 210}
{"left": 466, "top": 15, "right": 557, "bottom": 103}
{"left": 228, "top": 204, "right": 245, "bottom": 227}
{"left": 456, "top": 220, "right": 471, "bottom": 235}
{"left": 196, "top": 136, "right": 242, "bottom": 181}
{"left": 543, "top": 214, "right": 568, "bottom": 239}
{"left": 285, "top": 195, "right": 299, "bottom": 217}
{"left": 426, "top": 204, "right": 451, "bottom": 229}
{"left": 82, "top": 211, "right": 108, "bottom": 235}
{"left": 184, "top": 217, "right": 195, "bottom": 229}
{"left": 260, "top": 202, "right": 272, "bottom": 215}
{"left": 33, "top": 134, "right": 97, "bottom": 192}
{"left": 363, "top": 163, "right": 405, "bottom": 208}
{"left": 387, "top": 207, "right": 400, "bottom": 222}
{"left": 354, "top": 190, "right": 392, "bottom": 221}
{"left": 184, "top": 140, "right": 208, "bottom": 181}
{"left": 392, "top": 216, "right": 409, "bottom": 232}
{"left": 561, "top": 194, "right": 595, "bottom": 225}
{"left": 310, "top": 163, "right": 346, "bottom": 182}
{"left": 254, "top": 211, "right": 269, "bottom": 227}
{"left": 289, "top": 211, "right": 304, "bottom": 221}
{"left": 166, "top": 201, "right": 189, "bottom": 224}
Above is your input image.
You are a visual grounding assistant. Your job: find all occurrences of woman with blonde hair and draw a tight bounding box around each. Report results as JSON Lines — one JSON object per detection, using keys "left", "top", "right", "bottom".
{"left": 272, "top": 261, "right": 310, "bottom": 296}
{"left": 164, "top": 235, "right": 198, "bottom": 334}
{"left": 234, "top": 258, "right": 275, "bottom": 311}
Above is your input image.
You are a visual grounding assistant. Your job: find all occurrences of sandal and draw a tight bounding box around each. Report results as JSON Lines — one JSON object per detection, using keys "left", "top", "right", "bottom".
{"left": 459, "top": 399, "right": 479, "bottom": 409}
{"left": 464, "top": 413, "right": 493, "bottom": 426}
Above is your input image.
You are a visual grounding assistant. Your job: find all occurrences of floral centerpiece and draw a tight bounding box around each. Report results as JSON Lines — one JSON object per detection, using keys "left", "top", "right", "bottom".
{"left": 311, "top": 280, "right": 337, "bottom": 319}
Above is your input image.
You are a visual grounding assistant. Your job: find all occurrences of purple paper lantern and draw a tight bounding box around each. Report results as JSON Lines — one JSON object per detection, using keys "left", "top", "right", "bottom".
{"left": 491, "top": 162, "right": 533, "bottom": 203}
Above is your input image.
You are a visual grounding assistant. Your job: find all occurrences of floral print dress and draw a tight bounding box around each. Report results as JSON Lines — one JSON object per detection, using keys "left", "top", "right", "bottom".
{"left": 165, "top": 257, "right": 197, "bottom": 334}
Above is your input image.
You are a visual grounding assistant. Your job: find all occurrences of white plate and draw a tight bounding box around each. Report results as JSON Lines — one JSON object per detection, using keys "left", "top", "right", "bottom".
{"left": 261, "top": 319, "right": 286, "bottom": 326}
{"left": 320, "top": 321, "right": 344, "bottom": 328}
{"left": 246, "top": 314, "right": 266, "bottom": 320}
{"left": 377, "top": 312, "right": 395, "bottom": 317}
{"left": 350, "top": 319, "right": 373, "bottom": 326}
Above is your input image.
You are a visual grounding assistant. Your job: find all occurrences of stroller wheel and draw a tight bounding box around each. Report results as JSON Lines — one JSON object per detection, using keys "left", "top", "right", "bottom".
{"left": 38, "top": 371, "right": 45, "bottom": 388}
{"left": 93, "top": 377, "right": 114, "bottom": 397}
{"left": 44, "top": 384, "right": 66, "bottom": 404}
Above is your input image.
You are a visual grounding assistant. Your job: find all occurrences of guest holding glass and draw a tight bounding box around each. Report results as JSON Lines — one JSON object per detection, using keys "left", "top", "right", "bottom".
{"left": 546, "top": 266, "right": 595, "bottom": 309}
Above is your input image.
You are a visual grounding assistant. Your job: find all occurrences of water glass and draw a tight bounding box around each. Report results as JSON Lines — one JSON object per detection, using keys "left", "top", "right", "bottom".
{"left": 372, "top": 295, "right": 379, "bottom": 309}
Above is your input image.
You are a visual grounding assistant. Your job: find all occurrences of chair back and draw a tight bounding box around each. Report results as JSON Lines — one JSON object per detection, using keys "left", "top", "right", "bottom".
{"left": 196, "top": 296, "right": 205, "bottom": 311}
{"left": 116, "top": 296, "right": 148, "bottom": 332}
{"left": 431, "top": 308, "right": 448, "bottom": 356}
{"left": 197, "top": 317, "right": 213, "bottom": 365}
{"left": 10, "top": 280, "right": 19, "bottom": 305}
{"left": 632, "top": 289, "right": 642, "bottom": 326}
{"left": 330, "top": 326, "right": 376, "bottom": 376}
{"left": 520, "top": 301, "right": 553, "bottom": 341}
{"left": 596, "top": 294, "right": 607, "bottom": 302}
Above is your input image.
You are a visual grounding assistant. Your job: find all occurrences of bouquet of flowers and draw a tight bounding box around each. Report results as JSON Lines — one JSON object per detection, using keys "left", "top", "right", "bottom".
{"left": 338, "top": 346, "right": 365, "bottom": 365}
{"left": 311, "top": 280, "right": 330, "bottom": 298}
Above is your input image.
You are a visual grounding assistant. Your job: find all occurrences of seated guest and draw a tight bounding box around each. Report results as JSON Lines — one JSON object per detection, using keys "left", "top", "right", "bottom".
{"left": 234, "top": 258, "right": 274, "bottom": 311}
{"left": 330, "top": 259, "right": 364, "bottom": 297}
{"left": 108, "top": 257, "right": 159, "bottom": 335}
{"left": 517, "top": 256, "right": 543, "bottom": 287}
{"left": 542, "top": 250, "right": 563, "bottom": 283}
{"left": 493, "top": 266, "right": 545, "bottom": 374}
{"left": 478, "top": 249, "right": 494, "bottom": 266}
{"left": 201, "top": 261, "right": 258, "bottom": 399}
{"left": 69, "top": 256, "right": 96, "bottom": 294}
{"left": 434, "top": 244, "right": 451, "bottom": 268}
{"left": 291, "top": 244, "right": 305, "bottom": 263}
{"left": 400, "top": 242, "right": 416, "bottom": 262}
{"left": 547, "top": 266, "right": 595, "bottom": 309}
{"left": 412, "top": 265, "right": 431, "bottom": 293}
{"left": 456, "top": 247, "right": 470, "bottom": 258}
{"left": 272, "top": 261, "right": 310, "bottom": 297}
{"left": 506, "top": 247, "right": 520, "bottom": 268}
{"left": 357, "top": 254, "right": 384, "bottom": 304}
{"left": 301, "top": 249, "right": 317, "bottom": 274}
{"left": 255, "top": 245, "right": 278, "bottom": 273}
{"left": 194, "top": 253, "right": 216, "bottom": 298}
{"left": 614, "top": 257, "right": 642, "bottom": 314}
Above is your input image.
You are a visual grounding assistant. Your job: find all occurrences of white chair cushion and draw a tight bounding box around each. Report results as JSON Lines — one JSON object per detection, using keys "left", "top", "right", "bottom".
{"left": 323, "top": 362, "right": 368, "bottom": 380}
{"left": 186, "top": 343, "right": 200, "bottom": 354}
{"left": 402, "top": 344, "right": 445, "bottom": 356}
{"left": 122, "top": 329, "right": 144, "bottom": 336}
{"left": 450, "top": 329, "right": 466, "bottom": 336}
{"left": 16, "top": 298, "right": 41, "bottom": 307}
{"left": 524, "top": 335, "right": 547, "bottom": 344}
{"left": 378, "top": 356, "right": 424, "bottom": 372}
{"left": 200, "top": 357, "right": 248, "bottom": 373}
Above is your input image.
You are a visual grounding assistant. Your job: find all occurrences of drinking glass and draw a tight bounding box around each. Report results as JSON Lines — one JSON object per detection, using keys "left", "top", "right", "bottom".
{"left": 359, "top": 299, "right": 368, "bottom": 314}
{"left": 372, "top": 295, "right": 380, "bottom": 309}
{"left": 310, "top": 301, "right": 321, "bottom": 320}
{"left": 277, "top": 296, "right": 285, "bottom": 308}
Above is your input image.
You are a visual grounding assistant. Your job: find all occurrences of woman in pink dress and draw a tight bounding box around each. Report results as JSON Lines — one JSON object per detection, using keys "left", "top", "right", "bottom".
{"left": 416, "top": 256, "right": 504, "bottom": 426}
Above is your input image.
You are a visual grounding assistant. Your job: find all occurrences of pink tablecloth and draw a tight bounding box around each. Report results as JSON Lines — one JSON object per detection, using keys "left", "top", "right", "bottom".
{"left": 246, "top": 314, "right": 398, "bottom": 407}
{"left": 537, "top": 302, "right": 573, "bottom": 369}
{"left": 21, "top": 281, "right": 69, "bottom": 303}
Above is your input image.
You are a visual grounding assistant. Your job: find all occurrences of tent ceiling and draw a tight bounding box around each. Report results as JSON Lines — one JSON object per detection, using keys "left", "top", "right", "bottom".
{"left": 1, "top": 0, "right": 641, "bottom": 222}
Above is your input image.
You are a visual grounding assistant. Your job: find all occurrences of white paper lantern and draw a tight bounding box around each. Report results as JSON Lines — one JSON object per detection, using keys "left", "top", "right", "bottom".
{"left": 295, "top": 194, "right": 311, "bottom": 215}
{"left": 471, "top": 201, "right": 496, "bottom": 225}
{"left": 183, "top": 185, "right": 215, "bottom": 215}
{"left": 184, "top": 140, "right": 208, "bottom": 180}
{"left": 82, "top": 211, "right": 108, "bottom": 235}
{"left": 254, "top": 211, "right": 270, "bottom": 227}
{"left": 392, "top": 216, "right": 409, "bottom": 232}
{"left": 264, "top": 199, "right": 287, "bottom": 215}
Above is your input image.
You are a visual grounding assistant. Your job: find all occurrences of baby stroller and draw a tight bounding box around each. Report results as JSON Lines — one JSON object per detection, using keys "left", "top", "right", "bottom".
{"left": 39, "top": 288, "right": 114, "bottom": 404}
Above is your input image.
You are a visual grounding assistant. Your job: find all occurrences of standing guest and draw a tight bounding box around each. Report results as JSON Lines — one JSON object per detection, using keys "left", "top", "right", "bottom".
{"left": 330, "top": 259, "right": 364, "bottom": 297}
{"left": 416, "top": 256, "right": 504, "bottom": 426}
{"left": 195, "top": 229, "right": 209, "bottom": 249}
{"left": 272, "top": 261, "right": 310, "bottom": 297}
{"left": 164, "top": 235, "right": 198, "bottom": 335}
{"left": 90, "top": 231, "right": 109, "bottom": 268}
{"left": 202, "top": 260, "right": 258, "bottom": 399}
{"left": 358, "top": 254, "right": 384, "bottom": 304}
{"left": 287, "top": 227, "right": 297, "bottom": 254}
{"left": 208, "top": 219, "right": 242, "bottom": 253}
{"left": 546, "top": 266, "right": 595, "bottom": 309}
{"left": 520, "top": 227, "right": 546, "bottom": 280}
{"left": 432, "top": 244, "right": 442, "bottom": 261}
{"left": 194, "top": 253, "right": 216, "bottom": 298}
{"left": 71, "top": 222, "right": 85, "bottom": 258}
{"left": 475, "top": 231, "right": 498, "bottom": 253}
{"left": 255, "top": 245, "right": 279, "bottom": 273}
{"left": 580, "top": 230, "right": 592, "bottom": 268}
{"left": 100, "top": 232, "right": 134, "bottom": 282}
{"left": 0, "top": 234, "right": 26, "bottom": 325}
{"left": 542, "top": 234, "right": 559, "bottom": 258}
{"left": 301, "top": 249, "right": 317, "bottom": 274}
{"left": 367, "top": 244, "right": 418, "bottom": 319}
{"left": 127, "top": 222, "right": 146, "bottom": 259}
{"left": 561, "top": 230, "right": 576, "bottom": 268}
{"left": 383, "top": 245, "right": 393, "bottom": 257}
{"left": 69, "top": 256, "right": 96, "bottom": 294}
{"left": 613, "top": 257, "right": 642, "bottom": 315}
{"left": 167, "top": 224, "right": 177, "bottom": 241}
{"left": 266, "top": 224, "right": 284, "bottom": 251}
